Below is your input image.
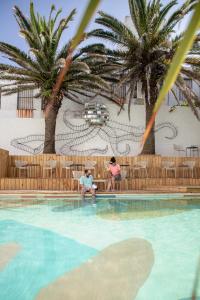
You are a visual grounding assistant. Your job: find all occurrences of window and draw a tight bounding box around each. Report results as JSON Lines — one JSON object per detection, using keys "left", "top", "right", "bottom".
{"left": 179, "top": 79, "right": 192, "bottom": 103}
{"left": 167, "top": 79, "right": 193, "bottom": 106}
{"left": 133, "top": 83, "right": 137, "bottom": 98}
{"left": 17, "top": 89, "right": 34, "bottom": 118}
{"left": 17, "top": 89, "right": 34, "bottom": 109}
{"left": 41, "top": 98, "right": 46, "bottom": 110}
{"left": 111, "top": 83, "right": 127, "bottom": 104}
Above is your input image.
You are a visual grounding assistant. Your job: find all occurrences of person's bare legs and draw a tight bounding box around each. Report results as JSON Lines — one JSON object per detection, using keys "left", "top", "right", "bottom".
{"left": 81, "top": 186, "right": 86, "bottom": 201}
{"left": 88, "top": 188, "right": 95, "bottom": 197}
{"left": 111, "top": 177, "right": 115, "bottom": 191}
{"left": 106, "top": 171, "right": 113, "bottom": 191}
{"left": 107, "top": 178, "right": 112, "bottom": 191}
{"left": 90, "top": 188, "right": 96, "bottom": 203}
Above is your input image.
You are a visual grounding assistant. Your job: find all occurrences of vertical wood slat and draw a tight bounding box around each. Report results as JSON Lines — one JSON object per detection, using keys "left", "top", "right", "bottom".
{"left": 0, "top": 148, "right": 9, "bottom": 178}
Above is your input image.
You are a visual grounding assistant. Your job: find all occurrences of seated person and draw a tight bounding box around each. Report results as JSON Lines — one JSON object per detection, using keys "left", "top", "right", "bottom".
{"left": 107, "top": 157, "right": 121, "bottom": 191}
{"left": 80, "top": 169, "right": 96, "bottom": 199}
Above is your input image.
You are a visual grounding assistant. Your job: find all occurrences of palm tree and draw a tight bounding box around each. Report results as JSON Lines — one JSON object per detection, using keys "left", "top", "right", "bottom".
{"left": 87, "top": 0, "right": 200, "bottom": 154}
{"left": 0, "top": 2, "right": 109, "bottom": 153}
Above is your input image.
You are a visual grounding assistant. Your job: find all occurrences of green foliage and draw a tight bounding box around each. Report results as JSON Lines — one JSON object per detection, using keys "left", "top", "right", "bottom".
{"left": 0, "top": 1, "right": 108, "bottom": 107}
{"left": 87, "top": 0, "right": 200, "bottom": 119}
{"left": 71, "top": 0, "right": 100, "bottom": 49}
{"left": 153, "top": 0, "right": 200, "bottom": 115}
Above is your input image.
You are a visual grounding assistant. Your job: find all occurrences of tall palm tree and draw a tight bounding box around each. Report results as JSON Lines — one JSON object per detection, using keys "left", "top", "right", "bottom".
{"left": 0, "top": 2, "right": 109, "bottom": 153}
{"left": 88, "top": 0, "right": 200, "bottom": 154}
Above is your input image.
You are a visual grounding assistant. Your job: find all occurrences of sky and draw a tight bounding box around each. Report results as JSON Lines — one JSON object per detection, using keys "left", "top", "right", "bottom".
{"left": 0, "top": 0, "right": 190, "bottom": 63}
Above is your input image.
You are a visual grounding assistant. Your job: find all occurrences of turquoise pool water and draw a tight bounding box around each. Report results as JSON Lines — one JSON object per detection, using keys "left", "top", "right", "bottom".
{"left": 0, "top": 194, "right": 200, "bottom": 300}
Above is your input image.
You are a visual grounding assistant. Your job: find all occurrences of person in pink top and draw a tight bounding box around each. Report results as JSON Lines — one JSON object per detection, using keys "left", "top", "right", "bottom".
{"left": 107, "top": 157, "right": 121, "bottom": 191}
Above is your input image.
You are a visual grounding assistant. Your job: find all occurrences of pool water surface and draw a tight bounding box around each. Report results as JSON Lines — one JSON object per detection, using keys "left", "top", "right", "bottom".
{"left": 0, "top": 194, "right": 200, "bottom": 300}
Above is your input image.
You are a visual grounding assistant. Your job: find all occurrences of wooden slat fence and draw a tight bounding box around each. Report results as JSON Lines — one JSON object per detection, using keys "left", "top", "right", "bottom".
{"left": 7, "top": 154, "right": 200, "bottom": 178}
{"left": 0, "top": 153, "right": 200, "bottom": 190}
{"left": 0, "top": 148, "right": 9, "bottom": 178}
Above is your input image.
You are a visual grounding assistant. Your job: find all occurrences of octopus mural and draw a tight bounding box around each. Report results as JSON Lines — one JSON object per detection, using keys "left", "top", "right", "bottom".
{"left": 11, "top": 110, "right": 178, "bottom": 156}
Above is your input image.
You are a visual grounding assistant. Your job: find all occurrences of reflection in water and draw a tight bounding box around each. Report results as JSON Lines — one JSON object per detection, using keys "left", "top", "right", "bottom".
{"left": 96, "top": 198, "right": 200, "bottom": 220}
{"left": 52, "top": 201, "right": 82, "bottom": 212}
{"left": 0, "top": 197, "right": 96, "bottom": 213}
{"left": 1, "top": 196, "right": 200, "bottom": 220}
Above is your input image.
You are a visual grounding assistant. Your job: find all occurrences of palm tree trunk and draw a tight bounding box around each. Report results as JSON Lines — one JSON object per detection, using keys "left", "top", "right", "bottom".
{"left": 142, "top": 102, "right": 155, "bottom": 154}
{"left": 141, "top": 81, "right": 158, "bottom": 155}
{"left": 43, "top": 98, "right": 61, "bottom": 154}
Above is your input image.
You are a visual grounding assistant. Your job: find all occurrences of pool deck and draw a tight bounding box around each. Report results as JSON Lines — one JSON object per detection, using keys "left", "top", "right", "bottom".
{"left": 0, "top": 189, "right": 200, "bottom": 198}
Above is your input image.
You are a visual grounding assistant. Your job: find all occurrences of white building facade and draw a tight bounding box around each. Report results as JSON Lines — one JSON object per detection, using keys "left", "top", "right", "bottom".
{"left": 0, "top": 80, "right": 200, "bottom": 156}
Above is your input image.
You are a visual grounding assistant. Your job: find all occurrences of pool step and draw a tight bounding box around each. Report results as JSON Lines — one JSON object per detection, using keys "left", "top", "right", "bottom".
{"left": 186, "top": 186, "right": 200, "bottom": 193}
{"left": 144, "top": 186, "right": 187, "bottom": 193}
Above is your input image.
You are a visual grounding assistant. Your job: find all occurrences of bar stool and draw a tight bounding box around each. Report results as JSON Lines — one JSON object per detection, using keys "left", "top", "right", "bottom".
{"left": 42, "top": 160, "right": 57, "bottom": 178}
{"left": 15, "top": 160, "right": 28, "bottom": 178}
{"left": 186, "top": 146, "right": 199, "bottom": 157}
{"left": 161, "top": 161, "right": 176, "bottom": 178}
{"left": 72, "top": 171, "right": 84, "bottom": 191}
{"left": 60, "top": 161, "right": 73, "bottom": 178}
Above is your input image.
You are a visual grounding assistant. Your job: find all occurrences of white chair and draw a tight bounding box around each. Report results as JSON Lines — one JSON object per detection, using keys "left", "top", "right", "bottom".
{"left": 84, "top": 160, "right": 97, "bottom": 177}
{"left": 162, "top": 161, "right": 176, "bottom": 178}
{"left": 15, "top": 160, "right": 28, "bottom": 178}
{"left": 116, "top": 170, "right": 128, "bottom": 191}
{"left": 104, "top": 161, "right": 110, "bottom": 168}
{"left": 103, "top": 161, "right": 110, "bottom": 178}
{"left": 180, "top": 160, "right": 195, "bottom": 178}
{"left": 60, "top": 160, "right": 73, "bottom": 178}
{"left": 132, "top": 161, "right": 148, "bottom": 178}
{"left": 173, "top": 144, "right": 186, "bottom": 156}
{"left": 72, "top": 171, "right": 84, "bottom": 191}
{"left": 186, "top": 146, "right": 199, "bottom": 157}
{"left": 42, "top": 160, "right": 57, "bottom": 178}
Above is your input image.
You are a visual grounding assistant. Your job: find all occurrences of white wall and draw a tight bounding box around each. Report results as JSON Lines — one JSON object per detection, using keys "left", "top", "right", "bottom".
{"left": 156, "top": 105, "right": 200, "bottom": 156}
{"left": 0, "top": 91, "right": 200, "bottom": 156}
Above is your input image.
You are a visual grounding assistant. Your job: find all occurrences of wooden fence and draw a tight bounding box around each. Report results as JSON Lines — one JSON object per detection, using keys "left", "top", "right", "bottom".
{"left": 0, "top": 177, "right": 198, "bottom": 191}
{"left": 0, "top": 148, "right": 9, "bottom": 178}
{"left": 0, "top": 153, "right": 200, "bottom": 191}
{"left": 7, "top": 154, "right": 200, "bottom": 178}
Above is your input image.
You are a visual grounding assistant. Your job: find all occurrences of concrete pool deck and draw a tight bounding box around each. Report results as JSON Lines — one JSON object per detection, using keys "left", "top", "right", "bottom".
{"left": 1, "top": 188, "right": 200, "bottom": 196}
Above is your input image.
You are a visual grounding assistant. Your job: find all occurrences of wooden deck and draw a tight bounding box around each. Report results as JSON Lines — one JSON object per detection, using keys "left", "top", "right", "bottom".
{"left": 1, "top": 151, "right": 200, "bottom": 191}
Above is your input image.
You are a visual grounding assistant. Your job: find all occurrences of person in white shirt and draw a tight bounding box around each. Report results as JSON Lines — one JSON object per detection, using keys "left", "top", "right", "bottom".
{"left": 80, "top": 169, "right": 96, "bottom": 199}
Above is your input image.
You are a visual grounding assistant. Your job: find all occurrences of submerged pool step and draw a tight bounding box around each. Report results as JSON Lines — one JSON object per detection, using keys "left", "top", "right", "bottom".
{"left": 145, "top": 185, "right": 187, "bottom": 192}
{"left": 186, "top": 186, "right": 200, "bottom": 193}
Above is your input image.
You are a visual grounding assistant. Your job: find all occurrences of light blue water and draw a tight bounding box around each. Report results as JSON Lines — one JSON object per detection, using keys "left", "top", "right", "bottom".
{"left": 0, "top": 194, "right": 200, "bottom": 300}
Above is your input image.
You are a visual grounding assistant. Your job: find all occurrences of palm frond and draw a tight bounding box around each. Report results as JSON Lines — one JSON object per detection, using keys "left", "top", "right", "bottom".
{"left": 176, "top": 76, "right": 200, "bottom": 119}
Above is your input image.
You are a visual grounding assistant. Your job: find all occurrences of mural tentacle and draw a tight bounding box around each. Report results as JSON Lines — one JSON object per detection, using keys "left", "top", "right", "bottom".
{"left": 155, "top": 122, "right": 178, "bottom": 139}
{"left": 59, "top": 127, "right": 100, "bottom": 154}
{"left": 10, "top": 110, "right": 178, "bottom": 155}
{"left": 11, "top": 135, "right": 44, "bottom": 154}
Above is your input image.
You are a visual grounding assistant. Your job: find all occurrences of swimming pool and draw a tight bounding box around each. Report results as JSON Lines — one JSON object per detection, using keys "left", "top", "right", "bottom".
{"left": 0, "top": 193, "right": 200, "bottom": 300}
